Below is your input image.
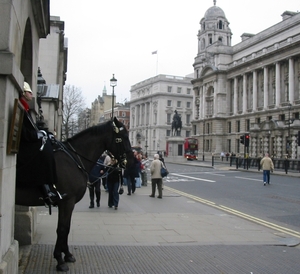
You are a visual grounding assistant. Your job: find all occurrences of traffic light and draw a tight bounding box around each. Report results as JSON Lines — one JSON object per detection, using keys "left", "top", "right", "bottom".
{"left": 240, "top": 135, "right": 244, "bottom": 145}
{"left": 245, "top": 134, "right": 250, "bottom": 147}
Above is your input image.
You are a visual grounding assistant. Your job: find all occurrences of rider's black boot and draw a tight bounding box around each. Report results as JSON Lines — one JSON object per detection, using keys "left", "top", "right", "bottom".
{"left": 42, "top": 184, "right": 66, "bottom": 206}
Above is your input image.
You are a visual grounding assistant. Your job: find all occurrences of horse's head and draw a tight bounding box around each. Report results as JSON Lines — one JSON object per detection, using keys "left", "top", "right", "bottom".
{"left": 108, "top": 117, "right": 134, "bottom": 169}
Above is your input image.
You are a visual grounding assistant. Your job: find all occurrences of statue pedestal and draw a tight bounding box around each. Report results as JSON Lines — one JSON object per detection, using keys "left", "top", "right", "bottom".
{"left": 166, "top": 136, "right": 185, "bottom": 163}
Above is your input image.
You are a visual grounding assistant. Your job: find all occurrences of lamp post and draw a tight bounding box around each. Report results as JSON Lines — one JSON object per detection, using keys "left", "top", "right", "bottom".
{"left": 110, "top": 74, "right": 117, "bottom": 119}
{"left": 287, "top": 103, "right": 292, "bottom": 157}
{"left": 145, "top": 127, "right": 148, "bottom": 157}
{"left": 37, "top": 67, "right": 46, "bottom": 129}
{"left": 202, "top": 120, "right": 205, "bottom": 161}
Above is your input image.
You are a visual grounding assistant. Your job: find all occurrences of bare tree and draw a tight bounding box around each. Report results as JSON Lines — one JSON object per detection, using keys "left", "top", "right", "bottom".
{"left": 62, "top": 85, "right": 86, "bottom": 140}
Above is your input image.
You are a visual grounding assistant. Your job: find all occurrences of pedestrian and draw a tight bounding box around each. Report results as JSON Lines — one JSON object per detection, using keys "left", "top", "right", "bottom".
{"left": 141, "top": 154, "right": 149, "bottom": 186}
{"left": 149, "top": 153, "right": 163, "bottom": 199}
{"left": 135, "top": 152, "right": 142, "bottom": 188}
{"left": 124, "top": 151, "right": 138, "bottom": 195}
{"left": 87, "top": 156, "right": 105, "bottom": 208}
{"left": 260, "top": 153, "right": 274, "bottom": 186}
{"left": 102, "top": 152, "right": 111, "bottom": 192}
{"left": 16, "top": 82, "right": 66, "bottom": 206}
{"left": 107, "top": 157, "right": 123, "bottom": 210}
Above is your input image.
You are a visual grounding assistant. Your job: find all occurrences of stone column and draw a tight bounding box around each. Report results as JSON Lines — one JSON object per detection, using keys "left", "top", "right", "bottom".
{"left": 275, "top": 62, "right": 281, "bottom": 107}
{"left": 234, "top": 77, "right": 238, "bottom": 114}
{"left": 243, "top": 74, "right": 247, "bottom": 113}
{"left": 263, "top": 66, "right": 268, "bottom": 109}
{"left": 289, "top": 58, "right": 294, "bottom": 103}
{"left": 253, "top": 70, "right": 257, "bottom": 111}
{"left": 199, "top": 86, "right": 203, "bottom": 119}
{"left": 202, "top": 85, "right": 206, "bottom": 118}
{"left": 213, "top": 81, "right": 217, "bottom": 117}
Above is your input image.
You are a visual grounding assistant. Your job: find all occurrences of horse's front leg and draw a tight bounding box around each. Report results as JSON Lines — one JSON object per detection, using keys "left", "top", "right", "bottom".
{"left": 54, "top": 198, "right": 76, "bottom": 272}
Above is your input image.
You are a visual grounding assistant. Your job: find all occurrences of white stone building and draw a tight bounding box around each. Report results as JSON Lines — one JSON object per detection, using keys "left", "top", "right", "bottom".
{"left": 192, "top": 2, "right": 300, "bottom": 159}
{"left": 129, "top": 74, "right": 193, "bottom": 156}
{"left": 0, "top": 1, "right": 50, "bottom": 272}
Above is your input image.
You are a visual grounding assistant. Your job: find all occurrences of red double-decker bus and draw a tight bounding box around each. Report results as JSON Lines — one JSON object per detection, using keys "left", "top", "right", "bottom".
{"left": 184, "top": 138, "right": 198, "bottom": 160}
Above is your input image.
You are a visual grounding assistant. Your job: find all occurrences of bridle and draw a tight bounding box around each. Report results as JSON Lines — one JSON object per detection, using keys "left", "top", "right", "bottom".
{"left": 53, "top": 120, "right": 130, "bottom": 175}
{"left": 110, "top": 121, "right": 130, "bottom": 169}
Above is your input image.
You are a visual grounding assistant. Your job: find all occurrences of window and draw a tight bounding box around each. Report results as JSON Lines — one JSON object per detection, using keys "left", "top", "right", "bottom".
{"left": 186, "top": 102, "right": 191, "bottom": 108}
{"left": 167, "top": 113, "right": 171, "bottom": 123}
{"left": 186, "top": 131, "right": 190, "bottom": 137}
{"left": 268, "top": 116, "right": 272, "bottom": 121}
{"left": 209, "top": 34, "right": 212, "bottom": 44}
{"left": 279, "top": 114, "right": 285, "bottom": 121}
{"left": 167, "top": 100, "right": 172, "bottom": 107}
{"left": 187, "top": 88, "right": 191, "bottom": 94}
{"left": 122, "top": 112, "right": 126, "bottom": 117}
{"left": 166, "top": 130, "right": 171, "bottom": 137}
{"left": 186, "top": 114, "right": 190, "bottom": 124}
{"left": 236, "top": 120, "right": 240, "bottom": 132}
{"left": 177, "top": 87, "right": 182, "bottom": 93}
{"left": 168, "top": 86, "right": 172, "bottom": 93}
{"left": 177, "top": 101, "right": 181, "bottom": 108}
{"left": 228, "top": 122, "right": 231, "bottom": 133}
{"left": 193, "top": 125, "right": 197, "bottom": 135}
{"left": 246, "top": 119, "right": 250, "bottom": 131}
{"left": 218, "top": 20, "right": 223, "bottom": 29}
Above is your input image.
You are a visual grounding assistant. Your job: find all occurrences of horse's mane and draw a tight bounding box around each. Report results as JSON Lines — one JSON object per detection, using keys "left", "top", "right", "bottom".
{"left": 65, "top": 120, "right": 112, "bottom": 143}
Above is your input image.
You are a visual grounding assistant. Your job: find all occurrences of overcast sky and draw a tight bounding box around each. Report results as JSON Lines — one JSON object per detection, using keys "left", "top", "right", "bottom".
{"left": 50, "top": 0, "right": 299, "bottom": 107}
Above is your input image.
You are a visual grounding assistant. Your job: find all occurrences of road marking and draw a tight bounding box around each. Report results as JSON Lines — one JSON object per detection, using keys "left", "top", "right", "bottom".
{"left": 235, "top": 176, "right": 261, "bottom": 182}
{"left": 171, "top": 173, "right": 215, "bottom": 182}
{"left": 164, "top": 186, "right": 300, "bottom": 239}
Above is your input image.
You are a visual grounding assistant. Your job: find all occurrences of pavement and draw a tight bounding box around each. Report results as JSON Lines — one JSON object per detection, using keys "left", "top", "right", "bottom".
{"left": 18, "top": 161, "right": 300, "bottom": 273}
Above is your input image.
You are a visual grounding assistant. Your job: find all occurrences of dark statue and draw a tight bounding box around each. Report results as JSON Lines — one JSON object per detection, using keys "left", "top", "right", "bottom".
{"left": 171, "top": 110, "right": 182, "bottom": 136}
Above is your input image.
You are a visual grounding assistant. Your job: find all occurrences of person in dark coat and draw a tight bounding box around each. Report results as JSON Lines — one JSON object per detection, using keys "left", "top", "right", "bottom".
{"left": 88, "top": 155, "right": 105, "bottom": 208}
{"left": 16, "top": 82, "right": 66, "bottom": 206}
{"left": 124, "top": 151, "right": 139, "bottom": 195}
{"left": 107, "top": 157, "right": 123, "bottom": 210}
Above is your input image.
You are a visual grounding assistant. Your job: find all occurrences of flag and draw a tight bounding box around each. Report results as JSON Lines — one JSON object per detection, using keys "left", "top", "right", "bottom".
{"left": 152, "top": 50, "right": 157, "bottom": 55}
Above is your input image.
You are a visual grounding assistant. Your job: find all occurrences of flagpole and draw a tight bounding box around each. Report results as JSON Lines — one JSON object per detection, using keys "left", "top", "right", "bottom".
{"left": 156, "top": 52, "right": 158, "bottom": 75}
{"left": 152, "top": 50, "right": 158, "bottom": 75}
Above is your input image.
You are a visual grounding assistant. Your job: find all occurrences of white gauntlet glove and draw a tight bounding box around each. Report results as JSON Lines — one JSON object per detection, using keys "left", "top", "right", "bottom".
{"left": 48, "top": 133, "right": 56, "bottom": 144}
{"left": 37, "top": 130, "right": 48, "bottom": 151}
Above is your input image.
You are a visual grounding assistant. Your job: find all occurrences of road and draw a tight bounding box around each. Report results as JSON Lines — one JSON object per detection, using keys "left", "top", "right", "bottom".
{"left": 163, "top": 163, "right": 300, "bottom": 235}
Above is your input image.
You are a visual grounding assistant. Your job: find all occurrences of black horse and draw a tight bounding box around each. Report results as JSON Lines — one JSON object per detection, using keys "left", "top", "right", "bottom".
{"left": 15, "top": 117, "right": 134, "bottom": 272}
{"left": 171, "top": 119, "right": 182, "bottom": 136}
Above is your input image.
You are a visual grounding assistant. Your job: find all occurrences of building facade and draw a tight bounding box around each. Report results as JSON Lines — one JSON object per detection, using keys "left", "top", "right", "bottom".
{"left": 0, "top": 1, "right": 51, "bottom": 272}
{"left": 192, "top": 2, "right": 300, "bottom": 159}
{"left": 103, "top": 102, "right": 130, "bottom": 129}
{"left": 129, "top": 74, "right": 193, "bottom": 156}
{"left": 38, "top": 16, "right": 68, "bottom": 140}
{"left": 90, "top": 85, "right": 115, "bottom": 126}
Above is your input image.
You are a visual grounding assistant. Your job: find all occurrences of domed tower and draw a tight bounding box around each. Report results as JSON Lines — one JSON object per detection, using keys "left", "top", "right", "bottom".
{"left": 198, "top": 0, "right": 232, "bottom": 53}
{"left": 192, "top": 0, "right": 232, "bottom": 145}
{"left": 193, "top": 0, "right": 232, "bottom": 77}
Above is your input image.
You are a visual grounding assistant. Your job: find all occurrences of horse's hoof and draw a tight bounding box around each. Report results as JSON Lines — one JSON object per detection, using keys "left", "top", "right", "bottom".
{"left": 56, "top": 263, "right": 69, "bottom": 272}
{"left": 65, "top": 254, "right": 76, "bottom": 263}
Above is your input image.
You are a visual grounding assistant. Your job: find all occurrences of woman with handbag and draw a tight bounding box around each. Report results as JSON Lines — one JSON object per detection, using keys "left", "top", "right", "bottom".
{"left": 149, "top": 154, "right": 163, "bottom": 199}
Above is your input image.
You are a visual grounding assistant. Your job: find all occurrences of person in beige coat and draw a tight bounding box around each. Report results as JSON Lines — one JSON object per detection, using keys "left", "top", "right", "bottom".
{"left": 260, "top": 153, "right": 274, "bottom": 186}
{"left": 149, "top": 154, "right": 163, "bottom": 198}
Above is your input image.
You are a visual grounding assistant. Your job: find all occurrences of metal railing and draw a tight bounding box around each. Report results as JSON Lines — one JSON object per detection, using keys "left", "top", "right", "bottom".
{"left": 211, "top": 156, "right": 300, "bottom": 174}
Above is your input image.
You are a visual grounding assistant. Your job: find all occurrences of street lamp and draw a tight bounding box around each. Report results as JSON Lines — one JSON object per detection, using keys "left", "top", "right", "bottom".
{"left": 37, "top": 67, "right": 46, "bottom": 129}
{"left": 203, "top": 120, "right": 205, "bottom": 161}
{"left": 110, "top": 74, "right": 117, "bottom": 119}
{"left": 287, "top": 103, "right": 292, "bottom": 156}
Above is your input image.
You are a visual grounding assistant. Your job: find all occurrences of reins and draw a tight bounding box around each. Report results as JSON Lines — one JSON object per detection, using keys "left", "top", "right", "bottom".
{"left": 53, "top": 120, "right": 129, "bottom": 181}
